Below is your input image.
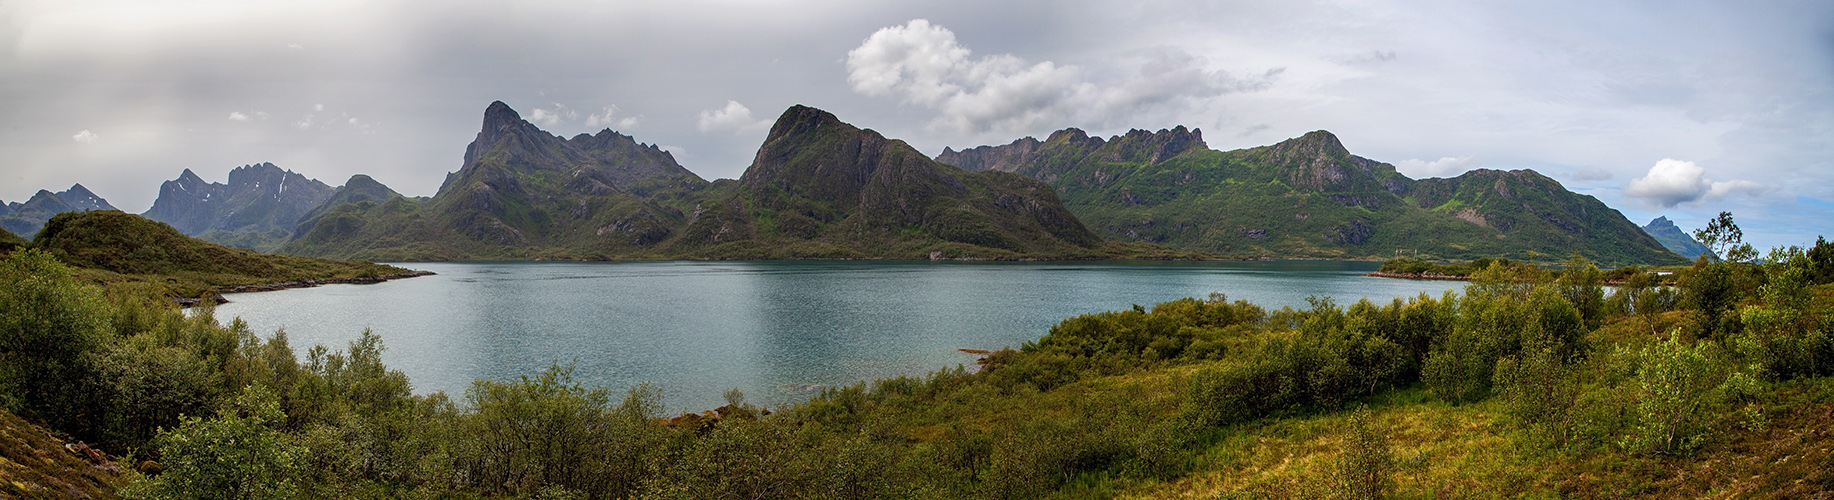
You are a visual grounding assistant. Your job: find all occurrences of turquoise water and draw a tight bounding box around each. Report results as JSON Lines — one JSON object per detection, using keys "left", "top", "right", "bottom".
{"left": 212, "top": 260, "right": 1459, "bottom": 411}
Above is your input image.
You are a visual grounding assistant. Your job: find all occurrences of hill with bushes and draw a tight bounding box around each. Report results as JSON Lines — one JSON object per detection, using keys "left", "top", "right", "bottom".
{"left": 28, "top": 210, "right": 419, "bottom": 298}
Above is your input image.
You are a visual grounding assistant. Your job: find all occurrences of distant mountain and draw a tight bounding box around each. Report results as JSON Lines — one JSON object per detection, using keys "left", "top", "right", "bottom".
{"left": 938, "top": 128, "right": 1688, "bottom": 266}
{"left": 282, "top": 102, "right": 1123, "bottom": 261}
{"left": 0, "top": 184, "right": 118, "bottom": 238}
{"left": 281, "top": 101, "right": 711, "bottom": 260}
{"left": 141, "top": 163, "right": 337, "bottom": 252}
{"left": 1642, "top": 216, "right": 1714, "bottom": 261}
{"left": 655, "top": 105, "right": 1105, "bottom": 259}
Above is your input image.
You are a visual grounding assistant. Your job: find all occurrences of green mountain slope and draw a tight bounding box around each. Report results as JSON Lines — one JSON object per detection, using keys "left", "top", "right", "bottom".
{"left": 141, "top": 164, "right": 338, "bottom": 252}
{"left": 280, "top": 101, "right": 710, "bottom": 260}
{"left": 31, "top": 210, "right": 415, "bottom": 297}
{"left": 290, "top": 174, "right": 408, "bottom": 236}
{"left": 655, "top": 105, "right": 1106, "bottom": 259}
{"left": 1642, "top": 216, "right": 1715, "bottom": 260}
{"left": 283, "top": 102, "right": 1129, "bottom": 261}
{"left": 939, "top": 129, "right": 1688, "bottom": 266}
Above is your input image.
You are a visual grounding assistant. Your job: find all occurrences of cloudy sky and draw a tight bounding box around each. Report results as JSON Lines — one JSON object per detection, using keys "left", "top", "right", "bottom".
{"left": 3, "top": 0, "right": 1830, "bottom": 250}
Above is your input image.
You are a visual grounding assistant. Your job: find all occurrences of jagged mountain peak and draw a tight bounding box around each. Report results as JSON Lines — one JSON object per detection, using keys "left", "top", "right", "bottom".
{"left": 344, "top": 173, "right": 386, "bottom": 190}
{"left": 59, "top": 184, "right": 114, "bottom": 211}
{"left": 140, "top": 165, "right": 336, "bottom": 250}
{"left": 482, "top": 100, "right": 521, "bottom": 129}
{"left": 1267, "top": 130, "right": 1349, "bottom": 159}
{"left": 765, "top": 104, "right": 849, "bottom": 143}
{"left": 1642, "top": 215, "right": 1713, "bottom": 260}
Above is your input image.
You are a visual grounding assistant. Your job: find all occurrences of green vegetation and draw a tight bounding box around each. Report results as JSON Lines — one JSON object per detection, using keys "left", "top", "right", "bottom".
{"left": 24, "top": 210, "right": 415, "bottom": 298}
{"left": 2, "top": 216, "right": 1832, "bottom": 498}
{"left": 939, "top": 129, "right": 1688, "bottom": 266}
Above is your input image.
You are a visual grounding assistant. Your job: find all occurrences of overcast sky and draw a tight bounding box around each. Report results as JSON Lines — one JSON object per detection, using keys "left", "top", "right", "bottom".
{"left": 3, "top": 0, "right": 1830, "bottom": 250}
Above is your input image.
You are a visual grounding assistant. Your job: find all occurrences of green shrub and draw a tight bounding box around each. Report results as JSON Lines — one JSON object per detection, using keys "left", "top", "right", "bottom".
{"left": 0, "top": 249, "right": 113, "bottom": 437}
{"left": 1331, "top": 408, "right": 1394, "bottom": 500}
{"left": 1620, "top": 337, "right": 1730, "bottom": 455}
{"left": 130, "top": 385, "right": 304, "bottom": 500}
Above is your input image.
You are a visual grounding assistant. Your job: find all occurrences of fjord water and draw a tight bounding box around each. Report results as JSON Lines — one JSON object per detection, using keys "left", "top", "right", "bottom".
{"left": 214, "top": 261, "right": 1457, "bottom": 411}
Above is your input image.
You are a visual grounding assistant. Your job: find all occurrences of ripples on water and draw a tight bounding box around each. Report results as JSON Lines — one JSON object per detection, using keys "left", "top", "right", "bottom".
{"left": 213, "top": 260, "right": 1459, "bottom": 411}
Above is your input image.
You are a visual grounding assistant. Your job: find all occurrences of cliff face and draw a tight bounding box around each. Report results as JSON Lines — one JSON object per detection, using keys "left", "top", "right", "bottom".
{"left": 141, "top": 164, "right": 337, "bottom": 251}
{"left": 939, "top": 129, "right": 1686, "bottom": 266}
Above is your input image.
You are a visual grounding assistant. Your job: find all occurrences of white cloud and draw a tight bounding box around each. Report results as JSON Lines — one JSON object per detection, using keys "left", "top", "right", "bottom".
{"left": 1623, "top": 158, "right": 1773, "bottom": 208}
{"left": 72, "top": 130, "right": 98, "bottom": 144}
{"left": 294, "top": 115, "right": 313, "bottom": 130}
{"left": 527, "top": 103, "right": 576, "bottom": 128}
{"left": 845, "top": 19, "right": 1273, "bottom": 136}
{"left": 586, "top": 105, "right": 639, "bottom": 130}
{"left": 1394, "top": 156, "right": 1481, "bottom": 178}
{"left": 314, "top": 103, "right": 324, "bottom": 112}
{"left": 229, "top": 111, "right": 249, "bottom": 121}
{"left": 696, "top": 100, "right": 769, "bottom": 134}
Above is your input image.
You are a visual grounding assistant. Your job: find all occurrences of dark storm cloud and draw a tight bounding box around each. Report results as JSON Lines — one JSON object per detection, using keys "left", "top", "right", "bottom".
{"left": 1, "top": 0, "right": 1831, "bottom": 249}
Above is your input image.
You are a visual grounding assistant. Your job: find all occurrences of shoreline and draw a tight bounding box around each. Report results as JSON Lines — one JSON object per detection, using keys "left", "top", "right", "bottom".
{"left": 1363, "top": 271, "right": 1472, "bottom": 281}
{"left": 175, "top": 270, "right": 437, "bottom": 307}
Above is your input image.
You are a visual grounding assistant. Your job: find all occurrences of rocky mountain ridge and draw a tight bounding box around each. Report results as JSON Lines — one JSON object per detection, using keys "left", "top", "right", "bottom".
{"left": 936, "top": 128, "right": 1686, "bottom": 266}
{"left": 140, "top": 163, "right": 337, "bottom": 252}
{"left": 0, "top": 184, "right": 118, "bottom": 238}
{"left": 1642, "top": 216, "right": 1715, "bottom": 261}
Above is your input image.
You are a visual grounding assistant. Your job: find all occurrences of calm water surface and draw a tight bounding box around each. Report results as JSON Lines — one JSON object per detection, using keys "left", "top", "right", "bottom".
{"left": 214, "top": 260, "right": 1458, "bottom": 411}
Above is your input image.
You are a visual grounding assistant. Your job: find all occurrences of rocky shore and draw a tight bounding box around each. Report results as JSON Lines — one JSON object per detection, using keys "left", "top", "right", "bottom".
{"left": 174, "top": 270, "right": 437, "bottom": 306}
{"left": 1364, "top": 271, "right": 1471, "bottom": 281}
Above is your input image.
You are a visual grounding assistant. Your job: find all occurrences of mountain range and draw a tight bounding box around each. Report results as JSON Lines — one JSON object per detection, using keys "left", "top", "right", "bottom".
{"left": 937, "top": 128, "right": 1688, "bottom": 266}
{"left": 279, "top": 102, "right": 1121, "bottom": 260}
{"left": 141, "top": 163, "right": 338, "bottom": 252}
{"left": 0, "top": 184, "right": 116, "bottom": 238}
{"left": 10, "top": 101, "right": 1695, "bottom": 265}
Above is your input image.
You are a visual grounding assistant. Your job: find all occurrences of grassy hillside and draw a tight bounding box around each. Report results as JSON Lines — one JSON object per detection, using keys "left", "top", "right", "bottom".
{"left": 31, "top": 210, "right": 416, "bottom": 297}
{"left": 3, "top": 236, "right": 1830, "bottom": 498}
{"left": 940, "top": 129, "right": 1688, "bottom": 267}
{"left": 0, "top": 406, "right": 127, "bottom": 499}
